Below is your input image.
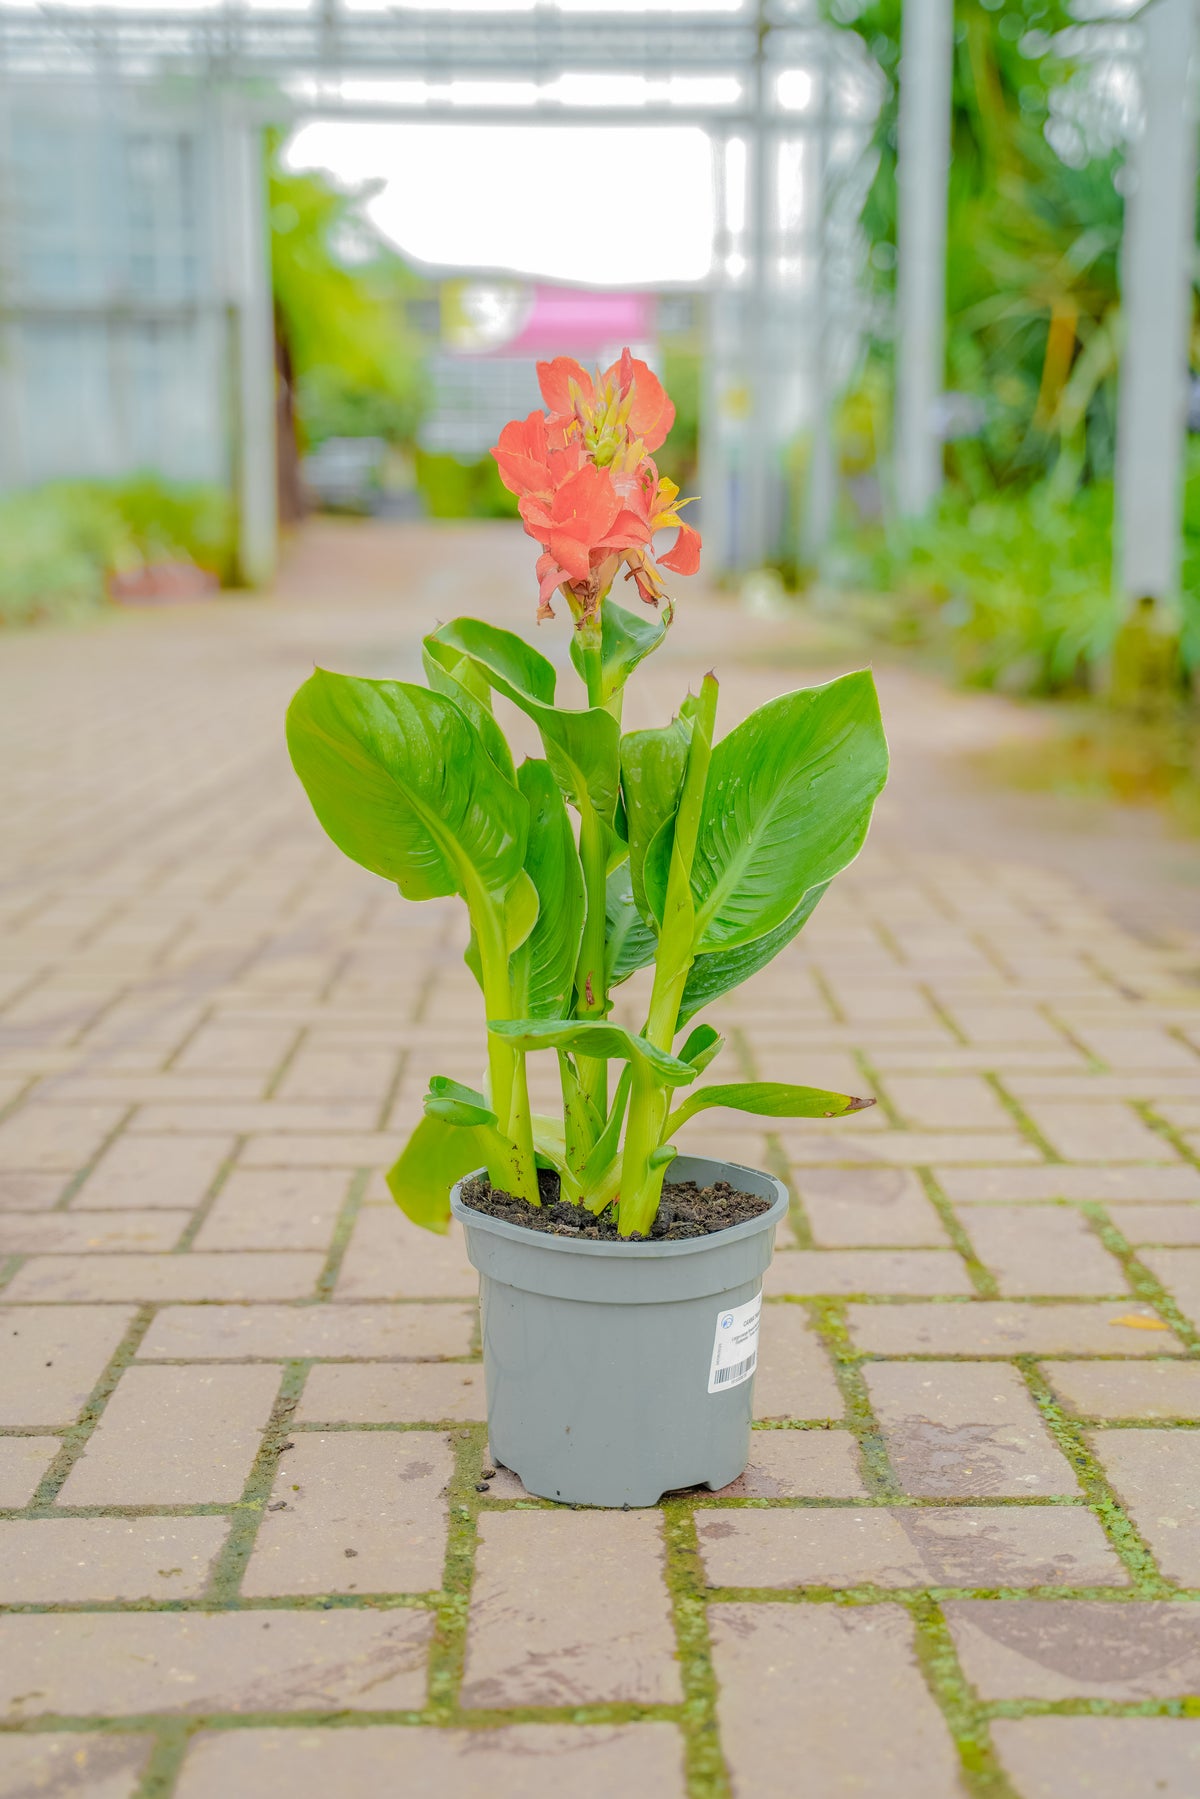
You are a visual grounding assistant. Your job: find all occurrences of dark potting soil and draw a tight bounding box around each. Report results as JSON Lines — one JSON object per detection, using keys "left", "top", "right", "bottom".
{"left": 458, "top": 1167, "right": 772, "bottom": 1241}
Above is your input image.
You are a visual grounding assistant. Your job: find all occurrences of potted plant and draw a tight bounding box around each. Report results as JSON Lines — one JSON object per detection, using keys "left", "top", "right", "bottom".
{"left": 286, "top": 351, "right": 888, "bottom": 1506}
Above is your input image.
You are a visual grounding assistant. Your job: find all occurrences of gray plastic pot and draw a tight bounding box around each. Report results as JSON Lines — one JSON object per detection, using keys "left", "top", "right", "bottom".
{"left": 449, "top": 1153, "right": 788, "bottom": 1508}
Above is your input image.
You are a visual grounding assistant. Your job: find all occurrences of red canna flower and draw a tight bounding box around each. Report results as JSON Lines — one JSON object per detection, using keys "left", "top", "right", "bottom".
{"left": 489, "top": 347, "right": 699, "bottom": 626}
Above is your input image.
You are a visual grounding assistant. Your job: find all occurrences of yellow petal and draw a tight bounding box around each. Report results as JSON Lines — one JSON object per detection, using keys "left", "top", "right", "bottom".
{"left": 1109, "top": 1313, "right": 1169, "bottom": 1331}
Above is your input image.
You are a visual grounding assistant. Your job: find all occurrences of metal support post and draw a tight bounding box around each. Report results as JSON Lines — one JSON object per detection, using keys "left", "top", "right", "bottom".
{"left": 1115, "top": 0, "right": 1198, "bottom": 617}
{"left": 894, "top": 0, "right": 953, "bottom": 519}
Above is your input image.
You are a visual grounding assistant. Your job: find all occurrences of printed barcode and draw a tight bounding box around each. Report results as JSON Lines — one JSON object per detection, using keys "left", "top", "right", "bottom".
{"left": 712, "top": 1355, "right": 756, "bottom": 1387}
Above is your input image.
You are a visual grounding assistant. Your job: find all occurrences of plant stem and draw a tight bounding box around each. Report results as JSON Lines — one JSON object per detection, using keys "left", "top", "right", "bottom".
{"left": 476, "top": 899, "right": 540, "bottom": 1205}
{"left": 577, "top": 614, "right": 605, "bottom": 709}
{"left": 618, "top": 674, "right": 719, "bottom": 1234}
{"left": 574, "top": 804, "right": 609, "bottom": 1120}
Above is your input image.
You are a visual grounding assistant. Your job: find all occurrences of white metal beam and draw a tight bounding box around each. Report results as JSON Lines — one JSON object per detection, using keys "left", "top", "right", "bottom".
{"left": 1115, "top": 0, "right": 1198, "bottom": 615}
{"left": 894, "top": 0, "right": 953, "bottom": 519}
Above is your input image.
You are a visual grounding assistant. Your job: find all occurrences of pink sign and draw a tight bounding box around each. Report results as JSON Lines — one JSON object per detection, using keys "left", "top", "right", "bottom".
{"left": 503, "top": 287, "right": 655, "bottom": 356}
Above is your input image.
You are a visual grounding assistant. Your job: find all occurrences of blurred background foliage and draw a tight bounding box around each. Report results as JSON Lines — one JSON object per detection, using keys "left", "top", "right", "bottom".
{"left": 819, "top": 0, "right": 1200, "bottom": 704}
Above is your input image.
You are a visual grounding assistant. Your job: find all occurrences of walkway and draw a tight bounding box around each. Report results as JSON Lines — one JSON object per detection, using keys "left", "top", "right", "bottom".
{"left": 1, "top": 520, "right": 1199, "bottom": 1798}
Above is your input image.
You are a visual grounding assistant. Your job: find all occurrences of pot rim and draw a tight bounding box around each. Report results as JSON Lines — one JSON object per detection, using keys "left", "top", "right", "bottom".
{"left": 449, "top": 1157, "right": 789, "bottom": 1262}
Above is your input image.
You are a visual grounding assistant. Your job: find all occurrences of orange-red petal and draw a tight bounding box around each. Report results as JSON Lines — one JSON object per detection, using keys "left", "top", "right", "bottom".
{"left": 657, "top": 521, "right": 701, "bottom": 576}
{"left": 537, "top": 357, "right": 593, "bottom": 419}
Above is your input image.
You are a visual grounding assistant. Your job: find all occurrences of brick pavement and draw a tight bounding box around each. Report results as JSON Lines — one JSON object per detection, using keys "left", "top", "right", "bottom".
{"left": 2, "top": 520, "right": 1200, "bottom": 1798}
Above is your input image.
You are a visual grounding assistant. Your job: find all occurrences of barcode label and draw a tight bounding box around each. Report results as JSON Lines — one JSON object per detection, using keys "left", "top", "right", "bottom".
{"left": 708, "top": 1292, "right": 761, "bottom": 1394}
{"left": 712, "top": 1355, "right": 756, "bottom": 1388}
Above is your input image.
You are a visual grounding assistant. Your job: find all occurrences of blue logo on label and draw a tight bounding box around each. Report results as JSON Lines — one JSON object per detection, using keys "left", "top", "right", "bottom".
{"left": 720, "top": 1314, "right": 734, "bottom": 1329}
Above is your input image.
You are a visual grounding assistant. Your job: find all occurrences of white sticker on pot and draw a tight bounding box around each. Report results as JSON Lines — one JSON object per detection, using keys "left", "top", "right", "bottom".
{"left": 708, "top": 1291, "right": 762, "bottom": 1394}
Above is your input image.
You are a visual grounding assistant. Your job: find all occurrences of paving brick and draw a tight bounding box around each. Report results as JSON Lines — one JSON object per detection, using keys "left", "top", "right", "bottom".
{"left": 275, "top": 1046, "right": 398, "bottom": 1105}
{"left": 58, "top": 1364, "right": 281, "bottom": 1505}
{"left": 708, "top": 1603, "right": 963, "bottom": 1798}
{"left": 864, "top": 1362, "right": 1076, "bottom": 1496}
{"left": 72, "top": 1134, "right": 235, "bottom": 1210}
{"left": 0, "top": 1436, "right": 59, "bottom": 1506}
{"left": 944, "top": 1599, "right": 1200, "bottom": 1698}
{"left": 1046, "top": 1362, "right": 1200, "bottom": 1420}
{"left": 1139, "top": 1250, "right": 1200, "bottom": 1331}
{"left": 1106, "top": 1204, "right": 1200, "bottom": 1244}
{"left": 793, "top": 1166, "right": 949, "bottom": 1247}
{"left": 1086, "top": 1429, "right": 1200, "bottom": 1584}
{"left": 129, "top": 1103, "right": 379, "bottom": 1135}
{"left": 783, "top": 1130, "right": 1039, "bottom": 1165}
{"left": 716, "top": 1430, "right": 867, "bottom": 1497}
{"left": 960, "top": 1204, "right": 1126, "bottom": 1296}
{"left": 884, "top": 1075, "right": 1013, "bottom": 1131}
{"left": 0, "top": 1516, "right": 230, "bottom": 1602}
{"left": 0, "top": 1733, "right": 152, "bottom": 1798}
{"left": 333, "top": 1208, "right": 476, "bottom": 1300}
{"left": 1020, "top": 1101, "right": 1177, "bottom": 1163}
{"left": 0, "top": 1610, "right": 432, "bottom": 1717}
{"left": 0, "top": 1104, "right": 126, "bottom": 1173}
{"left": 242, "top": 1430, "right": 452, "bottom": 1596}
{"left": 697, "top": 1504, "right": 1124, "bottom": 1588}
{"left": 238, "top": 1134, "right": 396, "bottom": 1169}
{"left": 174, "top": 1020, "right": 299, "bottom": 1073}
{"left": 461, "top": 1511, "right": 679, "bottom": 1707}
{"left": 296, "top": 1363, "right": 485, "bottom": 1424}
{"left": 172, "top": 1724, "right": 687, "bottom": 1799}
{"left": 992, "top": 1716, "right": 1200, "bottom": 1798}
{"left": 2, "top": 1251, "right": 324, "bottom": 1303}
{"left": 0, "top": 1172, "right": 64, "bottom": 1211}
{"left": 765, "top": 1249, "right": 972, "bottom": 1297}
{"left": 190, "top": 1169, "right": 351, "bottom": 1252}
{"left": 754, "top": 1306, "right": 843, "bottom": 1420}
{"left": 1072, "top": 1025, "right": 1200, "bottom": 1069}
{"left": 0, "top": 1210, "right": 191, "bottom": 1253}
{"left": 137, "top": 1301, "right": 475, "bottom": 1361}
{"left": 846, "top": 1301, "right": 1184, "bottom": 1357}
{"left": 939, "top": 1166, "right": 1200, "bottom": 1204}
{"left": 0, "top": 1305, "right": 136, "bottom": 1427}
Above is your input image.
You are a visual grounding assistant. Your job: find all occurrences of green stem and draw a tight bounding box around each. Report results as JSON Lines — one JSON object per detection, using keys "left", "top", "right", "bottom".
{"left": 618, "top": 674, "right": 719, "bottom": 1235}
{"left": 577, "top": 614, "right": 605, "bottom": 708}
{"left": 476, "top": 901, "right": 539, "bottom": 1205}
{"left": 574, "top": 804, "right": 609, "bottom": 1119}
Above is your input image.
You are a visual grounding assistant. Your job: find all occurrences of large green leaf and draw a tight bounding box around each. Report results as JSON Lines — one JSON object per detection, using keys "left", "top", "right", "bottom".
{"left": 678, "top": 882, "right": 828, "bottom": 1024}
{"left": 605, "top": 862, "right": 658, "bottom": 986}
{"left": 420, "top": 642, "right": 515, "bottom": 784}
{"left": 620, "top": 715, "right": 689, "bottom": 921}
{"left": 517, "top": 759, "right": 586, "bottom": 1017}
{"left": 666, "top": 1081, "right": 873, "bottom": 1136}
{"left": 570, "top": 598, "right": 667, "bottom": 702}
{"left": 428, "top": 619, "right": 619, "bottom": 825}
{"left": 385, "top": 1113, "right": 485, "bottom": 1233}
{"left": 286, "top": 670, "right": 527, "bottom": 905}
{"left": 426, "top": 616, "right": 557, "bottom": 706}
{"left": 489, "top": 1018, "right": 697, "bottom": 1087}
{"left": 685, "top": 671, "right": 887, "bottom": 953}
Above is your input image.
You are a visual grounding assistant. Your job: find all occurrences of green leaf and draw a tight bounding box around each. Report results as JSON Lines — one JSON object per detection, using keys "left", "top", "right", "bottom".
{"left": 426, "top": 616, "right": 557, "bottom": 706}
{"left": 621, "top": 715, "right": 690, "bottom": 921}
{"left": 286, "top": 669, "right": 527, "bottom": 906}
{"left": 689, "top": 671, "right": 888, "bottom": 952}
{"left": 428, "top": 619, "right": 619, "bottom": 825}
{"left": 489, "top": 1018, "right": 698, "bottom": 1087}
{"left": 666, "top": 1082, "right": 874, "bottom": 1136}
{"left": 385, "top": 1113, "right": 484, "bottom": 1234}
{"left": 423, "top": 1075, "right": 497, "bottom": 1130}
{"left": 421, "top": 642, "right": 515, "bottom": 784}
{"left": 678, "top": 882, "right": 828, "bottom": 1024}
{"left": 570, "top": 598, "right": 667, "bottom": 702}
{"left": 605, "top": 862, "right": 658, "bottom": 986}
{"left": 677, "top": 1022, "right": 725, "bottom": 1074}
{"left": 516, "top": 760, "right": 586, "bottom": 1017}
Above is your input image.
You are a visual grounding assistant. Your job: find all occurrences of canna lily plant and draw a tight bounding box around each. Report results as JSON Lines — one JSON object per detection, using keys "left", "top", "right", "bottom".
{"left": 286, "top": 351, "right": 888, "bottom": 1239}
